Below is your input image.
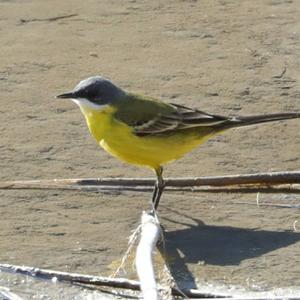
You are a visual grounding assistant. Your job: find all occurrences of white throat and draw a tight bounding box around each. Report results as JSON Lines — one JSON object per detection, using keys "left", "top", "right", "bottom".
{"left": 71, "top": 98, "right": 108, "bottom": 111}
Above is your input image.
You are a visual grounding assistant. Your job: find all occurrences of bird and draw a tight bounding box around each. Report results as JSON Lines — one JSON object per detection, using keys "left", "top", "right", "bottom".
{"left": 56, "top": 76, "right": 299, "bottom": 210}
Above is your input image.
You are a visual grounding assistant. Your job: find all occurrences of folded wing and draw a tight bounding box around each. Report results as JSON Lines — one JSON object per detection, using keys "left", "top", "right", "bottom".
{"left": 113, "top": 94, "right": 228, "bottom": 136}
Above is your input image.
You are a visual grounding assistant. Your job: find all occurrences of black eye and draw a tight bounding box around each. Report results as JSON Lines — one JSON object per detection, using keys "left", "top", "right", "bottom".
{"left": 87, "top": 88, "right": 99, "bottom": 99}
{"left": 74, "top": 88, "right": 99, "bottom": 100}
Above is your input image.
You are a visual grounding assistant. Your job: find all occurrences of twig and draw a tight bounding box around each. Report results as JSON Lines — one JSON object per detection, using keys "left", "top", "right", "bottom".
{"left": 0, "top": 263, "right": 226, "bottom": 298}
{"left": 1, "top": 183, "right": 300, "bottom": 194}
{"left": 273, "top": 67, "right": 287, "bottom": 79}
{"left": 256, "top": 192, "right": 260, "bottom": 207}
{"left": 1, "top": 184, "right": 300, "bottom": 194}
{"left": 0, "top": 287, "right": 24, "bottom": 300}
{"left": 0, "top": 264, "right": 139, "bottom": 290}
{"left": 19, "top": 14, "right": 78, "bottom": 24}
{"left": 293, "top": 220, "right": 298, "bottom": 232}
{"left": 230, "top": 201, "right": 300, "bottom": 209}
{"left": 112, "top": 224, "right": 142, "bottom": 278}
{"left": 1, "top": 171, "right": 300, "bottom": 194}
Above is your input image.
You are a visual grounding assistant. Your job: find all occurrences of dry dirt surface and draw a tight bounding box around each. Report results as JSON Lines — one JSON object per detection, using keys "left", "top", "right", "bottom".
{"left": 1, "top": 0, "right": 300, "bottom": 296}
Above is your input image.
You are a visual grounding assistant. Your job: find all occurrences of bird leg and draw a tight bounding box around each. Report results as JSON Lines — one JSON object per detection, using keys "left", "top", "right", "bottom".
{"left": 151, "top": 166, "right": 165, "bottom": 211}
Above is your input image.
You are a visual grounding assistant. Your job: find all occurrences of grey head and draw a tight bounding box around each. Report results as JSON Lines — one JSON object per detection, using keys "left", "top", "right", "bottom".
{"left": 56, "top": 76, "right": 126, "bottom": 106}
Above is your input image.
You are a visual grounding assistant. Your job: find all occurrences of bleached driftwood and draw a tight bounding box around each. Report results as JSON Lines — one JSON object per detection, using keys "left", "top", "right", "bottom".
{"left": 0, "top": 264, "right": 140, "bottom": 290}
{"left": 0, "top": 171, "right": 300, "bottom": 194}
{"left": 136, "top": 212, "right": 161, "bottom": 300}
{"left": 0, "top": 263, "right": 225, "bottom": 298}
{"left": 0, "top": 287, "right": 24, "bottom": 300}
{"left": 2, "top": 263, "right": 300, "bottom": 299}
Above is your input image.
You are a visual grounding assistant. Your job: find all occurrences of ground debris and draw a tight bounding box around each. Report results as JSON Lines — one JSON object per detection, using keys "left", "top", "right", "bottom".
{"left": 19, "top": 14, "right": 78, "bottom": 25}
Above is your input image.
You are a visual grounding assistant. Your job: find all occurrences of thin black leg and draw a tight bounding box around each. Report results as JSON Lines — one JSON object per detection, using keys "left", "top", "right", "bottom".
{"left": 151, "top": 183, "right": 159, "bottom": 205}
{"left": 152, "top": 166, "right": 165, "bottom": 210}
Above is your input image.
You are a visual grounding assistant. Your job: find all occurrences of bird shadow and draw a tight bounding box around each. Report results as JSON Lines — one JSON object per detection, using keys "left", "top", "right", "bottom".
{"left": 158, "top": 207, "right": 300, "bottom": 290}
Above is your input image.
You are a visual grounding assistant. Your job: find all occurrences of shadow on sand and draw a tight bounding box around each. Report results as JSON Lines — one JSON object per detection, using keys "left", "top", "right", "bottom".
{"left": 159, "top": 208, "right": 300, "bottom": 290}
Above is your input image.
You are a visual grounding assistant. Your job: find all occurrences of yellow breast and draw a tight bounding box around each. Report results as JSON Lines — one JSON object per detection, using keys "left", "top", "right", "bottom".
{"left": 80, "top": 105, "right": 215, "bottom": 170}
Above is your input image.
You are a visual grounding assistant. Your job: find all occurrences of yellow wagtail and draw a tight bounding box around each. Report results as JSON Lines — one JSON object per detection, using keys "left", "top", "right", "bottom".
{"left": 57, "top": 76, "right": 299, "bottom": 210}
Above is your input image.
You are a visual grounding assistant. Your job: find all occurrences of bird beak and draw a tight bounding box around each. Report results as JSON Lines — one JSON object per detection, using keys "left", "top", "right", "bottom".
{"left": 55, "top": 92, "right": 75, "bottom": 99}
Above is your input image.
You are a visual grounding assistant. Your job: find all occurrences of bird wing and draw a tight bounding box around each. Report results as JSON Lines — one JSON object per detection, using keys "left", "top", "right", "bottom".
{"left": 113, "top": 93, "right": 228, "bottom": 136}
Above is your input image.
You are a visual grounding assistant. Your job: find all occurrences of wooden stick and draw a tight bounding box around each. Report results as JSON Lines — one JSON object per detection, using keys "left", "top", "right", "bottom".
{"left": 0, "top": 264, "right": 140, "bottom": 290}
{"left": 0, "top": 263, "right": 226, "bottom": 298}
{"left": 1, "top": 184, "right": 300, "bottom": 194}
{"left": 1, "top": 263, "right": 300, "bottom": 299}
{"left": 2, "top": 171, "right": 300, "bottom": 186}
{"left": 19, "top": 14, "right": 78, "bottom": 24}
{"left": 231, "top": 201, "right": 300, "bottom": 209}
{"left": 135, "top": 212, "right": 160, "bottom": 300}
{"left": 1, "top": 183, "right": 300, "bottom": 193}
{"left": 0, "top": 171, "right": 300, "bottom": 194}
{"left": 0, "top": 287, "right": 24, "bottom": 300}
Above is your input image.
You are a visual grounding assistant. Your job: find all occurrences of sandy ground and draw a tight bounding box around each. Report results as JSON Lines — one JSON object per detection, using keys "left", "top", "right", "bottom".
{"left": 1, "top": 0, "right": 300, "bottom": 295}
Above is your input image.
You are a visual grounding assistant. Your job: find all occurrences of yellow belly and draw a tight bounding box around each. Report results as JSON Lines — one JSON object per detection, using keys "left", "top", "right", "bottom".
{"left": 81, "top": 106, "right": 216, "bottom": 170}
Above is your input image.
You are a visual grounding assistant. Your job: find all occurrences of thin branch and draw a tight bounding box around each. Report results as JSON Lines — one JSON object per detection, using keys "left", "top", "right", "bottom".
{"left": 0, "top": 287, "right": 24, "bottom": 300}
{"left": 112, "top": 224, "right": 141, "bottom": 278}
{"left": 228, "top": 201, "right": 300, "bottom": 209}
{"left": 0, "top": 171, "right": 300, "bottom": 194}
{"left": 19, "top": 14, "right": 78, "bottom": 24}
{"left": 0, "top": 264, "right": 139, "bottom": 290}
{"left": 0, "top": 263, "right": 226, "bottom": 299}
{"left": 2, "top": 184, "right": 299, "bottom": 194}
{"left": 273, "top": 67, "right": 287, "bottom": 79}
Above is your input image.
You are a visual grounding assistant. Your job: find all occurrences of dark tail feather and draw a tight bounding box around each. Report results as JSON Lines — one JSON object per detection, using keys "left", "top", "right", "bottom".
{"left": 225, "top": 112, "right": 300, "bottom": 129}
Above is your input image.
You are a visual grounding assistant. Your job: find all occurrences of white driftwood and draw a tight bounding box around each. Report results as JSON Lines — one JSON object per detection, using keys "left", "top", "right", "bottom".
{"left": 2, "top": 263, "right": 300, "bottom": 299}
{"left": 0, "top": 263, "right": 224, "bottom": 298}
{"left": 0, "top": 287, "right": 24, "bottom": 300}
{"left": 0, "top": 264, "right": 140, "bottom": 290}
{"left": 136, "top": 212, "right": 161, "bottom": 300}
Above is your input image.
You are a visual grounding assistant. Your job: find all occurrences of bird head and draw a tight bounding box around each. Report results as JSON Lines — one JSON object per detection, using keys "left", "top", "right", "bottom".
{"left": 56, "top": 76, "right": 126, "bottom": 109}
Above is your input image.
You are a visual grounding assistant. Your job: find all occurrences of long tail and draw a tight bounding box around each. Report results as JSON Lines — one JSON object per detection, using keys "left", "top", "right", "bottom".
{"left": 224, "top": 112, "right": 300, "bottom": 129}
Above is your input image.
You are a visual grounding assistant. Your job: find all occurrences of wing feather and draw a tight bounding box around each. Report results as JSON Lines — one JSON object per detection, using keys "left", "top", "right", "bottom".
{"left": 113, "top": 94, "right": 228, "bottom": 136}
